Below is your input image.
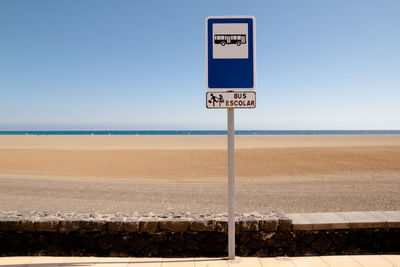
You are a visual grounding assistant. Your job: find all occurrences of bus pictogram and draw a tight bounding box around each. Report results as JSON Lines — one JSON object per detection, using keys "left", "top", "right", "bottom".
{"left": 214, "top": 34, "right": 247, "bottom": 46}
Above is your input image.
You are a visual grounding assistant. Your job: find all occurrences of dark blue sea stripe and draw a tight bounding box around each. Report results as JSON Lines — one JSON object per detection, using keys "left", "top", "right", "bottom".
{"left": 0, "top": 130, "right": 399, "bottom": 135}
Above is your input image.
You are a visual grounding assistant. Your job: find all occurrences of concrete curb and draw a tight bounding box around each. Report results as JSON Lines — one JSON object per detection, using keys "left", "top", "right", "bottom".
{"left": 286, "top": 211, "right": 400, "bottom": 230}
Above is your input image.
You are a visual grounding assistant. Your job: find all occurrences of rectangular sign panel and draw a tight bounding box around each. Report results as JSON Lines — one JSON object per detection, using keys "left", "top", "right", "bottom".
{"left": 206, "top": 91, "right": 256, "bottom": 109}
{"left": 206, "top": 16, "right": 255, "bottom": 91}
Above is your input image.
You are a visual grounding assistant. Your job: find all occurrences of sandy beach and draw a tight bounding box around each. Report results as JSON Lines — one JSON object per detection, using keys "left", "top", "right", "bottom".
{"left": 0, "top": 134, "right": 399, "bottom": 212}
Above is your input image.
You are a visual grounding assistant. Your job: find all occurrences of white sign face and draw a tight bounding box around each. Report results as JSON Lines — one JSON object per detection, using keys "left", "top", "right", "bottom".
{"left": 212, "top": 23, "right": 248, "bottom": 59}
{"left": 206, "top": 91, "right": 256, "bottom": 109}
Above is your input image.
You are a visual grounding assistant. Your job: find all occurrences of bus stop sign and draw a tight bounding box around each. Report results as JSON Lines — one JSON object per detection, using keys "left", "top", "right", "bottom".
{"left": 206, "top": 16, "right": 255, "bottom": 90}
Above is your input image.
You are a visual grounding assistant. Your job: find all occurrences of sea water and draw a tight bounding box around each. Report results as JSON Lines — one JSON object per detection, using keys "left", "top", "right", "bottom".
{"left": 0, "top": 130, "right": 399, "bottom": 135}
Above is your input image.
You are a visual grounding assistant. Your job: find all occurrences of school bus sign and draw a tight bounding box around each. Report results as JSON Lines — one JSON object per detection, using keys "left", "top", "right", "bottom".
{"left": 206, "top": 91, "right": 256, "bottom": 109}
{"left": 204, "top": 16, "right": 256, "bottom": 261}
{"left": 206, "top": 16, "right": 255, "bottom": 91}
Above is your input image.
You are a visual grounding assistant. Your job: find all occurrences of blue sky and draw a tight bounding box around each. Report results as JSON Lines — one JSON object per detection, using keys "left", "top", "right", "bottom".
{"left": 1, "top": 0, "right": 399, "bottom": 130}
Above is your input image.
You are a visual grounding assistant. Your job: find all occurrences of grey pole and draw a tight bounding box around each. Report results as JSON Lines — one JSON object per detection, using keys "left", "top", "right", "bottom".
{"left": 227, "top": 107, "right": 235, "bottom": 260}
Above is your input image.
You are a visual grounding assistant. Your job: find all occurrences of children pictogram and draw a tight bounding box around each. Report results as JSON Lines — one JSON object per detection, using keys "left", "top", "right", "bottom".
{"left": 208, "top": 93, "right": 225, "bottom": 107}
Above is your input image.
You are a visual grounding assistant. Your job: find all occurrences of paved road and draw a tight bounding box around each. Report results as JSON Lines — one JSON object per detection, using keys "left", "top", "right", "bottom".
{"left": 1, "top": 172, "right": 399, "bottom": 213}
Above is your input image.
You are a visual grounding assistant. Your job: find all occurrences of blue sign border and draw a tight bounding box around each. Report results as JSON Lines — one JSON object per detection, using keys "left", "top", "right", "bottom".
{"left": 206, "top": 17, "right": 255, "bottom": 90}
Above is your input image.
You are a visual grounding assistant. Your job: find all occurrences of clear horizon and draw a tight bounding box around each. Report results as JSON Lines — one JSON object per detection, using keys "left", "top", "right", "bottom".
{"left": 1, "top": 0, "right": 400, "bottom": 130}
{"left": 1, "top": 129, "right": 400, "bottom": 133}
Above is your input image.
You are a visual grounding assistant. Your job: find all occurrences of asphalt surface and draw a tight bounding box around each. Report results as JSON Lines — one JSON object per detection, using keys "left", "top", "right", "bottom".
{"left": 1, "top": 172, "right": 399, "bottom": 213}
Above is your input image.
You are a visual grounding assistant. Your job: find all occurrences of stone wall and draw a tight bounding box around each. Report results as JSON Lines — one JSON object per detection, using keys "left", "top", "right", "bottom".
{"left": 1, "top": 211, "right": 399, "bottom": 257}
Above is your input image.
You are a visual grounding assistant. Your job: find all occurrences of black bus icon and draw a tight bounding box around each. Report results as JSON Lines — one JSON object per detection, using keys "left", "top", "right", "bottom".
{"left": 214, "top": 34, "right": 247, "bottom": 46}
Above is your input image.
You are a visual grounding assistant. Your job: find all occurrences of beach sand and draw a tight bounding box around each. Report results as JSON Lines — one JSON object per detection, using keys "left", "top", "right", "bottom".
{"left": 0, "top": 135, "right": 399, "bottom": 212}
{"left": 1, "top": 135, "right": 400, "bottom": 181}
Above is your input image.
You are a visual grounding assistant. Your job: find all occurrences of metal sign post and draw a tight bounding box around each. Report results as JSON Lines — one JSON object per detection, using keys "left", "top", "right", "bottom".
{"left": 227, "top": 107, "right": 235, "bottom": 260}
{"left": 206, "top": 16, "right": 255, "bottom": 261}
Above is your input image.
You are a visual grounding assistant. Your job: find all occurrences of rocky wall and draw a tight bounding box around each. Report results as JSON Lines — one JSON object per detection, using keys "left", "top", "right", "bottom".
{"left": 0, "top": 211, "right": 399, "bottom": 257}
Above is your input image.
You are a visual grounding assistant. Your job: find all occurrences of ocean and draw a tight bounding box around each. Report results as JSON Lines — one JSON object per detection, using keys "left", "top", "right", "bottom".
{"left": 0, "top": 130, "right": 399, "bottom": 135}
